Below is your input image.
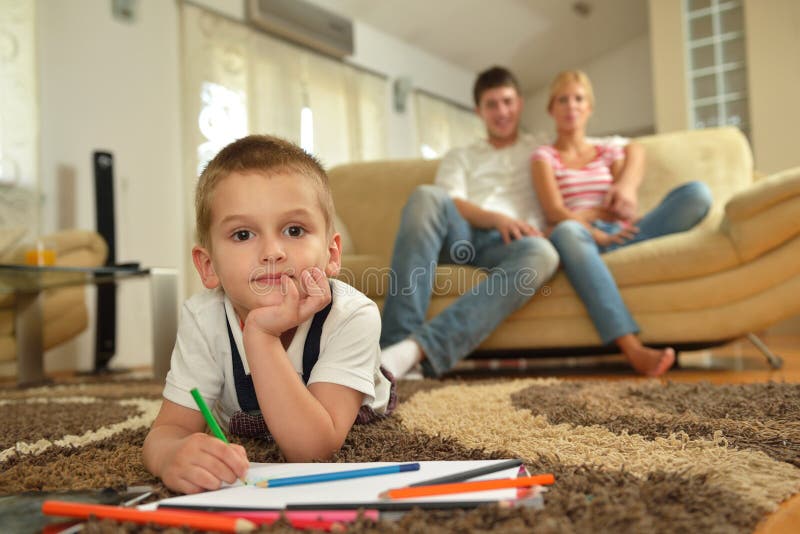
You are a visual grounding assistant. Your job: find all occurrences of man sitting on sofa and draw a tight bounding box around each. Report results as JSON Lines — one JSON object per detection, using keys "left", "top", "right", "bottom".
{"left": 379, "top": 66, "right": 644, "bottom": 379}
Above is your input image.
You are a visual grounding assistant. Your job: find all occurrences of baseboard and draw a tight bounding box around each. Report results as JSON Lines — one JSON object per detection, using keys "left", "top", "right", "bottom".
{"left": 0, "top": 360, "right": 17, "bottom": 378}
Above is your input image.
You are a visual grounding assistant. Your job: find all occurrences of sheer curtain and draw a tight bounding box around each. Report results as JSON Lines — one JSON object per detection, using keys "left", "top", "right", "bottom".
{"left": 0, "top": 0, "right": 38, "bottom": 243}
{"left": 414, "top": 91, "right": 483, "bottom": 159}
{"left": 180, "top": 3, "right": 387, "bottom": 295}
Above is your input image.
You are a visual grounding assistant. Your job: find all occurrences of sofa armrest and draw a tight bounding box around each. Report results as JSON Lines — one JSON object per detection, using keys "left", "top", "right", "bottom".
{"left": 46, "top": 229, "right": 108, "bottom": 268}
{"left": 721, "top": 166, "right": 800, "bottom": 261}
{"left": 725, "top": 166, "right": 800, "bottom": 221}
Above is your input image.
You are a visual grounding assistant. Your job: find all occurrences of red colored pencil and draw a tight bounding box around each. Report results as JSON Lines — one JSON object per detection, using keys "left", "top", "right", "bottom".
{"left": 379, "top": 474, "right": 556, "bottom": 500}
{"left": 41, "top": 500, "right": 256, "bottom": 532}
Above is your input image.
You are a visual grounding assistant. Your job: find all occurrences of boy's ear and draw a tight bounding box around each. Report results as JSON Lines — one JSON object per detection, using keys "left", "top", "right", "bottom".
{"left": 192, "top": 245, "right": 220, "bottom": 289}
{"left": 325, "top": 233, "right": 342, "bottom": 277}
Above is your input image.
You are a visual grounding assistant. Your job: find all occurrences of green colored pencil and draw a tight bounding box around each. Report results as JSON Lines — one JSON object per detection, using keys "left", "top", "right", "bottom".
{"left": 190, "top": 387, "right": 229, "bottom": 443}
{"left": 190, "top": 387, "right": 247, "bottom": 484}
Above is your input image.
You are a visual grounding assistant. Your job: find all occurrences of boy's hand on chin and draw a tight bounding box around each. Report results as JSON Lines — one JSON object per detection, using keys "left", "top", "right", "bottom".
{"left": 245, "top": 267, "right": 331, "bottom": 338}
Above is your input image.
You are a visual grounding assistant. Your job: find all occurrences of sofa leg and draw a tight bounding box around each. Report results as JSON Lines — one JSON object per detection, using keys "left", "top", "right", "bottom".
{"left": 746, "top": 333, "right": 784, "bottom": 369}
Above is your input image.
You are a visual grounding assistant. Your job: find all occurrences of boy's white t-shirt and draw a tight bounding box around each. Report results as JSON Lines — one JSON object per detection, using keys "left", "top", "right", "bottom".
{"left": 163, "top": 278, "right": 391, "bottom": 429}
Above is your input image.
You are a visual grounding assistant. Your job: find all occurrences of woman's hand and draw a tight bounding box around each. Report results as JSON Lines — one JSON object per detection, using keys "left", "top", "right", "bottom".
{"left": 604, "top": 183, "right": 639, "bottom": 221}
{"left": 591, "top": 226, "right": 639, "bottom": 247}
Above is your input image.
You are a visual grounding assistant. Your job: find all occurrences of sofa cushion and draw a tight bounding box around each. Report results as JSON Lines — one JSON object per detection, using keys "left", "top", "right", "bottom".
{"left": 339, "top": 212, "right": 743, "bottom": 299}
{"left": 333, "top": 213, "right": 355, "bottom": 255}
{"left": 636, "top": 127, "right": 752, "bottom": 214}
{"left": 329, "top": 159, "right": 440, "bottom": 259}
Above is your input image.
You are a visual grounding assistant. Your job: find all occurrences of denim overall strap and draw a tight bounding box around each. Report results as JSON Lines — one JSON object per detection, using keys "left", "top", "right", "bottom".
{"left": 227, "top": 289, "right": 333, "bottom": 413}
{"left": 226, "top": 319, "right": 260, "bottom": 413}
{"left": 302, "top": 297, "right": 333, "bottom": 384}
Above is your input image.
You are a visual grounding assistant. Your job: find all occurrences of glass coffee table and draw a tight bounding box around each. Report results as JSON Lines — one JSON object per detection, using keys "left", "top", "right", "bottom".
{"left": 0, "top": 263, "right": 178, "bottom": 386}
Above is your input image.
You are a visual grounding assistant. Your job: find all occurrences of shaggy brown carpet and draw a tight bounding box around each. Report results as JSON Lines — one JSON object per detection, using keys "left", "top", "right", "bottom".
{"left": 2, "top": 377, "right": 799, "bottom": 533}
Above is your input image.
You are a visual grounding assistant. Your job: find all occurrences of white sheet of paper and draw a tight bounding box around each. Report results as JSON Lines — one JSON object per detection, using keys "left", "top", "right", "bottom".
{"left": 145, "top": 460, "right": 525, "bottom": 510}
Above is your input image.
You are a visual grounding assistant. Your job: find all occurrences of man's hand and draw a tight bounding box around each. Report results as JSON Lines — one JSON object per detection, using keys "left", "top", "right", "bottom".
{"left": 245, "top": 267, "right": 331, "bottom": 337}
{"left": 604, "top": 183, "right": 639, "bottom": 221}
{"left": 491, "top": 213, "right": 542, "bottom": 244}
{"left": 159, "top": 433, "right": 249, "bottom": 494}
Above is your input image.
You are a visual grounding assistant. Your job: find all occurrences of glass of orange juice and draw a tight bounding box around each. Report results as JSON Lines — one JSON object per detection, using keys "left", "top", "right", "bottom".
{"left": 24, "top": 240, "right": 57, "bottom": 266}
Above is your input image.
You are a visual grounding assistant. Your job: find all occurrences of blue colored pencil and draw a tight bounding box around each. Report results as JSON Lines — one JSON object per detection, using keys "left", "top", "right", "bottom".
{"left": 254, "top": 463, "right": 420, "bottom": 488}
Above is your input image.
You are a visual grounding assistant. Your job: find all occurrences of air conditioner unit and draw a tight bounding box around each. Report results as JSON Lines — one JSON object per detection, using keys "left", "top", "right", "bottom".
{"left": 247, "top": 0, "right": 354, "bottom": 58}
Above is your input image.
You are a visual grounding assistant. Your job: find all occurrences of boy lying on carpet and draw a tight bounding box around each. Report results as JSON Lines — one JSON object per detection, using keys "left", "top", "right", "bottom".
{"left": 143, "top": 135, "right": 395, "bottom": 494}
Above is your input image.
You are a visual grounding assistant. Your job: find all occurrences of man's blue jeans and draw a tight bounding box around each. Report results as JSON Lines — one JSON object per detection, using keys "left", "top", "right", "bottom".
{"left": 380, "top": 185, "right": 559, "bottom": 376}
{"left": 548, "top": 181, "right": 713, "bottom": 345}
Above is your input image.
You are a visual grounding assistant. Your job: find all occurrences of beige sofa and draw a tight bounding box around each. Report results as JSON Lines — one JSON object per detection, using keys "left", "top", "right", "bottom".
{"left": 329, "top": 127, "right": 800, "bottom": 362}
{"left": 0, "top": 229, "right": 107, "bottom": 376}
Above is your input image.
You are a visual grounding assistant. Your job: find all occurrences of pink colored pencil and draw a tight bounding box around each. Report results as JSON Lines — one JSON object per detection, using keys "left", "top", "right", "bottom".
{"left": 218, "top": 509, "right": 378, "bottom": 530}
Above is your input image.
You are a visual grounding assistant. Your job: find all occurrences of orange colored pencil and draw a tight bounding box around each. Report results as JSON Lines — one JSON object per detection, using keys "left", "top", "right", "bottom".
{"left": 41, "top": 500, "right": 256, "bottom": 532}
{"left": 379, "top": 474, "right": 555, "bottom": 500}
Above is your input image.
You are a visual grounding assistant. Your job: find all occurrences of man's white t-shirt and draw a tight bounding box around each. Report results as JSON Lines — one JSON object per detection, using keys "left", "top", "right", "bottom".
{"left": 163, "top": 278, "right": 391, "bottom": 429}
{"left": 434, "top": 133, "right": 628, "bottom": 231}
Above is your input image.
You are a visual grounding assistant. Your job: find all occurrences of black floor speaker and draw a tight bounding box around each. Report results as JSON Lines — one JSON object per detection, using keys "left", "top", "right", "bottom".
{"left": 93, "top": 151, "right": 116, "bottom": 371}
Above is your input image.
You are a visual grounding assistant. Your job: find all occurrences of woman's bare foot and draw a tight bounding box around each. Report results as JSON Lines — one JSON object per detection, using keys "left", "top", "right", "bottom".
{"left": 625, "top": 346, "right": 675, "bottom": 377}
{"left": 616, "top": 335, "right": 676, "bottom": 377}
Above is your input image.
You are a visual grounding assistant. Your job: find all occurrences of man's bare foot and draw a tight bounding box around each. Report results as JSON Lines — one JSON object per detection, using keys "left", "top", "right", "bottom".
{"left": 624, "top": 346, "right": 675, "bottom": 377}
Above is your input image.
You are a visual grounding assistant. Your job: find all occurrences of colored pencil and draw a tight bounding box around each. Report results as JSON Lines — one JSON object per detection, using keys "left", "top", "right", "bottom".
{"left": 190, "top": 387, "right": 228, "bottom": 443}
{"left": 41, "top": 500, "right": 256, "bottom": 533}
{"left": 158, "top": 503, "right": 380, "bottom": 524}
{"left": 191, "top": 387, "right": 248, "bottom": 484}
{"left": 254, "top": 462, "right": 420, "bottom": 488}
{"left": 379, "top": 474, "right": 555, "bottom": 500}
{"left": 408, "top": 459, "right": 524, "bottom": 487}
{"left": 218, "top": 509, "right": 378, "bottom": 531}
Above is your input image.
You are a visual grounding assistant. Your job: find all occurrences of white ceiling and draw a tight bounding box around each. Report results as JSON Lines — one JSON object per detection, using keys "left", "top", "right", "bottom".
{"left": 319, "top": 0, "right": 649, "bottom": 94}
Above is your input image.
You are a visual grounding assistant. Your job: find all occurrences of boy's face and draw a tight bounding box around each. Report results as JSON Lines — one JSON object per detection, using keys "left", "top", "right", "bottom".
{"left": 475, "top": 85, "right": 523, "bottom": 144}
{"left": 192, "top": 171, "right": 341, "bottom": 322}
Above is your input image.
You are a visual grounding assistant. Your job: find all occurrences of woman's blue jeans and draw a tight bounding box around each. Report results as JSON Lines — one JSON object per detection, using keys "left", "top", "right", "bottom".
{"left": 379, "top": 185, "right": 559, "bottom": 376}
{"left": 548, "top": 181, "right": 713, "bottom": 345}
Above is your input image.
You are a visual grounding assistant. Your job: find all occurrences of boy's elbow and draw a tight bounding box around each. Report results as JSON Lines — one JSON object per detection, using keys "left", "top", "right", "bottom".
{"left": 282, "top": 433, "right": 343, "bottom": 462}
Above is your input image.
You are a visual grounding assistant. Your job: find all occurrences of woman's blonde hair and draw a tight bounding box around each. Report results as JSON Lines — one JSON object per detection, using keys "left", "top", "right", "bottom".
{"left": 547, "top": 70, "right": 595, "bottom": 112}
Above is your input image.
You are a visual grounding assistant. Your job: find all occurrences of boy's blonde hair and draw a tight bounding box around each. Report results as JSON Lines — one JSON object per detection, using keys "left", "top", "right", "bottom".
{"left": 547, "top": 70, "right": 595, "bottom": 112}
{"left": 195, "top": 135, "right": 335, "bottom": 249}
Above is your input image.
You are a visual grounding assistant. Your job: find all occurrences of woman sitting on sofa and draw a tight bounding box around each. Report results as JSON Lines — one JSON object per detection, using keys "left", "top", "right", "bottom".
{"left": 531, "top": 70, "right": 712, "bottom": 377}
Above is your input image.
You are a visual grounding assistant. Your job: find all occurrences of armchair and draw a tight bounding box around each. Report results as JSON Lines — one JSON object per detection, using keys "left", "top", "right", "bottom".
{"left": 0, "top": 229, "right": 107, "bottom": 377}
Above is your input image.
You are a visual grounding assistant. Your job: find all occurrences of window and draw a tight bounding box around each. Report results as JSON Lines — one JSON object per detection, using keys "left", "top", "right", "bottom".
{"left": 414, "top": 91, "right": 483, "bottom": 159}
{"left": 0, "top": 0, "right": 38, "bottom": 240}
{"left": 685, "top": 0, "right": 750, "bottom": 136}
{"left": 182, "top": 3, "right": 387, "bottom": 172}
{"left": 181, "top": 3, "right": 388, "bottom": 295}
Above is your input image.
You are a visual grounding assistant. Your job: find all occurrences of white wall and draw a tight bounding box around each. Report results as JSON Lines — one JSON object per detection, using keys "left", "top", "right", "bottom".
{"left": 521, "top": 34, "right": 654, "bottom": 140}
{"left": 38, "top": 0, "right": 182, "bottom": 372}
{"left": 744, "top": 0, "right": 800, "bottom": 174}
{"left": 35, "top": 0, "right": 474, "bottom": 371}
{"left": 346, "top": 21, "right": 476, "bottom": 158}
